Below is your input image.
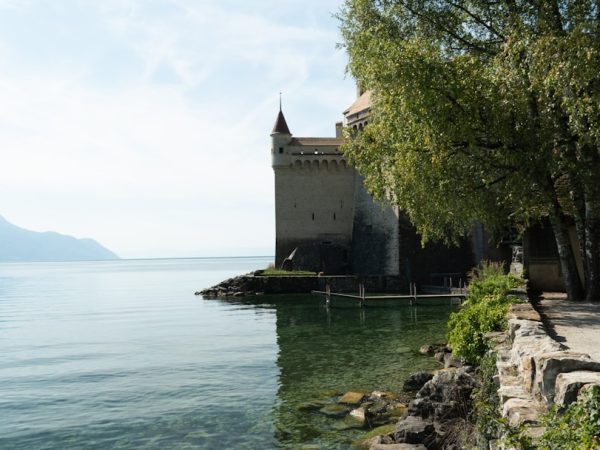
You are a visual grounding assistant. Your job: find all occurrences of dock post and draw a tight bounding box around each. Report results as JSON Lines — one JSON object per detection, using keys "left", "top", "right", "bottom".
{"left": 359, "top": 283, "right": 365, "bottom": 308}
{"left": 413, "top": 283, "right": 417, "bottom": 305}
{"left": 325, "top": 282, "right": 331, "bottom": 307}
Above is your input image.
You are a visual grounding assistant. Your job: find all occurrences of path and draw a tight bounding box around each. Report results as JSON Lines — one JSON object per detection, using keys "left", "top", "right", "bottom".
{"left": 537, "top": 293, "right": 600, "bottom": 362}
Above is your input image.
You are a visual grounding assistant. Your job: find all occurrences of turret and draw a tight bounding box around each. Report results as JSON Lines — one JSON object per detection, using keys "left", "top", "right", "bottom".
{"left": 271, "top": 108, "right": 292, "bottom": 168}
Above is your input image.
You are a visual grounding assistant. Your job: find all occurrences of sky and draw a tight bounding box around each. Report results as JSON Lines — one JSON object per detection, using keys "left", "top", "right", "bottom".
{"left": 0, "top": 0, "right": 356, "bottom": 258}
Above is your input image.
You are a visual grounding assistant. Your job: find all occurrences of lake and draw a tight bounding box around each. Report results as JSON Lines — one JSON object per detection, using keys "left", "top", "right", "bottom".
{"left": 0, "top": 258, "right": 455, "bottom": 449}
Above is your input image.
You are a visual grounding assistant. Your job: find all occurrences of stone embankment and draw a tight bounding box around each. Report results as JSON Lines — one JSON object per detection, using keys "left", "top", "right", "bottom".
{"left": 350, "top": 344, "right": 476, "bottom": 450}
{"left": 196, "top": 273, "right": 405, "bottom": 297}
{"left": 359, "top": 367, "right": 478, "bottom": 450}
{"left": 491, "top": 301, "right": 600, "bottom": 445}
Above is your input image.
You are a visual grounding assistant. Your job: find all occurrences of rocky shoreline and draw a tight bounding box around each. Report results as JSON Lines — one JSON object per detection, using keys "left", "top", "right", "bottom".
{"left": 195, "top": 272, "right": 405, "bottom": 297}
{"left": 298, "top": 343, "right": 478, "bottom": 450}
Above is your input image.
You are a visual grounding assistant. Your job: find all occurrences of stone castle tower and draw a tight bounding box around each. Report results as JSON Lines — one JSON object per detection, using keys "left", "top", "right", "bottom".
{"left": 270, "top": 92, "right": 401, "bottom": 275}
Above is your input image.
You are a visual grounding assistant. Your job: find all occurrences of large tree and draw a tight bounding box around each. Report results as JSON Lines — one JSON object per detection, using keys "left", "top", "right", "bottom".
{"left": 338, "top": 0, "right": 600, "bottom": 301}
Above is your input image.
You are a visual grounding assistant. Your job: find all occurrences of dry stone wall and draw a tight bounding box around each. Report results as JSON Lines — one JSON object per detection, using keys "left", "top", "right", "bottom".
{"left": 493, "top": 301, "right": 600, "bottom": 444}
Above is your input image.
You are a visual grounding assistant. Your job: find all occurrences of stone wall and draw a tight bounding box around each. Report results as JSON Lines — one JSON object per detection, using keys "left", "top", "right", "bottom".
{"left": 351, "top": 175, "right": 400, "bottom": 275}
{"left": 273, "top": 141, "right": 356, "bottom": 271}
{"left": 492, "top": 300, "right": 600, "bottom": 444}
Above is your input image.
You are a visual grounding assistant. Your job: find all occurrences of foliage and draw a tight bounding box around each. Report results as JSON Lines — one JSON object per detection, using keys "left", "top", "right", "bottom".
{"left": 537, "top": 385, "right": 600, "bottom": 449}
{"left": 468, "top": 261, "right": 522, "bottom": 299}
{"left": 260, "top": 268, "right": 317, "bottom": 276}
{"left": 337, "top": 0, "right": 600, "bottom": 300}
{"left": 470, "top": 352, "right": 536, "bottom": 449}
{"left": 448, "top": 293, "right": 513, "bottom": 364}
{"left": 471, "top": 352, "right": 502, "bottom": 444}
{"left": 448, "top": 263, "right": 522, "bottom": 364}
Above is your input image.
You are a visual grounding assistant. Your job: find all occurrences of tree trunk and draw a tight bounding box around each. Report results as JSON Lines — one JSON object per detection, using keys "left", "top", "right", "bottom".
{"left": 548, "top": 210, "right": 585, "bottom": 301}
{"left": 583, "top": 192, "right": 600, "bottom": 302}
{"left": 572, "top": 186, "right": 591, "bottom": 296}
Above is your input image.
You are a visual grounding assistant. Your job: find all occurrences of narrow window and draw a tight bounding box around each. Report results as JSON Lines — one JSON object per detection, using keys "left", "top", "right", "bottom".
{"left": 333, "top": 213, "right": 336, "bottom": 221}
{"left": 312, "top": 213, "right": 315, "bottom": 221}
{"left": 279, "top": 147, "right": 284, "bottom": 154}
{"left": 340, "top": 200, "right": 343, "bottom": 209}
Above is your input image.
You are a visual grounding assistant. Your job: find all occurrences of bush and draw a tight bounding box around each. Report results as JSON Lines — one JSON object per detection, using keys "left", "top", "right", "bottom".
{"left": 448, "top": 293, "right": 514, "bottom": 364}
{"left": 537, "top": 385, "right": 600, "bottom": 449}
{"left": 447, "top": 262, "right": 523, "bottom": 364}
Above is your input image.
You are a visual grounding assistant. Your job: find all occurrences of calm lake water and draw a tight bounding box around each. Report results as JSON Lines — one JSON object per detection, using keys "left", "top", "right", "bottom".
{"left": 0, "top": 258, "right": 456, "bottom": 449}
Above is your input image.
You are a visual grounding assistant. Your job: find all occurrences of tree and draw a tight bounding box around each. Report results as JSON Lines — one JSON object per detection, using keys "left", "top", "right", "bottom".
{"left": 338, "top": 0, "right": 600, "bottom": 301}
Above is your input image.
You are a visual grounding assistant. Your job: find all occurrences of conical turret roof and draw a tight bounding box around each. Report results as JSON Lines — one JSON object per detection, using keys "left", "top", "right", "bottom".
{"left": 271, "top": 110, "right": 291, "bottom": 135}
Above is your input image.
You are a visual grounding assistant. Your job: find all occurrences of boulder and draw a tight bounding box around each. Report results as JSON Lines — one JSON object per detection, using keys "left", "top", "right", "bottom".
{"left": 418, "top": 343, "right": 448, "bottom": 356}
{"left": 349, "top": 406, "right": 367, "bottom": 424}
{"left": 388, "top": 402, "right": 408, "bottom": 418}
{"left": 554, "top": 371, "right": 600, "bottom": 406}
{"left": 434, "top": 352, "right": 445, "bottom": 362}
{"left": 443, "top": 353, "right": 463, "bottom": 369}
{"left": 502, "top": 397, "right": 544, "bottom": 427}
{"left": 417, "top": 369, "right": 478, "bottom": 405}
{"left": 536, "top": 351, "right": 600, "bottom": 401}
{"left": 393, "top": 416, "right": 435, "bottom": 444}
{"left": 403, "top": 372, "right": 433, "bottom": 391}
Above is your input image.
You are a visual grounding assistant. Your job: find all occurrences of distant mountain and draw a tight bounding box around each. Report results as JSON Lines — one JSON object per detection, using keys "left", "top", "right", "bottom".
{"left": 0, "top": 215, "right": 119, "bottom": 262}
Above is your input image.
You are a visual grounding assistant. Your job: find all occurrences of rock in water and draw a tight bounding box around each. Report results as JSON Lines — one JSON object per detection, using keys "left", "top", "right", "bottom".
{"left": 403, "top": 372, "right": 433, "bottom": 391}
{"left": 339, "top": 391, "right": 366, "bottom": 405}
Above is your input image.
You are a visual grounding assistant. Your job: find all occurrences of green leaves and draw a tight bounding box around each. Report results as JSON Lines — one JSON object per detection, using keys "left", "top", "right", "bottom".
{"left": 338, "top": 0, "right": 600, "bottom": 246}
{"left": 538, "top": 386, "right": 600, "bottom": 449}
{"left": 447, "top": 262, "right": 523, "bottom": 364}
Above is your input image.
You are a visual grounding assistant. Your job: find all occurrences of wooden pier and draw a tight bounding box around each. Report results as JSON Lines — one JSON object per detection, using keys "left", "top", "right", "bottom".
{"left": 311, "top": 282, "right": 467, "bottom": 306}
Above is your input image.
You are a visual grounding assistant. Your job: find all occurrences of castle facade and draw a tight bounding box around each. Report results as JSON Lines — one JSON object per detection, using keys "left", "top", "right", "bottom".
{"left": 271, "top": 91, "right": 479, "bottom": 279}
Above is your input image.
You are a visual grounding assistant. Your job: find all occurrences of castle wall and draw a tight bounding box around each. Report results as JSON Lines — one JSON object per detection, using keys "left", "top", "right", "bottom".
{"left": 274, "top": 149, "right": 355, "bottom": 273}
{"left": 351, "top": 177, "right": 400, "bottom": 275}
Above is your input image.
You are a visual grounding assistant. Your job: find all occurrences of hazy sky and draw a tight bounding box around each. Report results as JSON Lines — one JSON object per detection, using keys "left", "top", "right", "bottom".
{"left": 0, "top": 0, "right": 355, "bottom": 258}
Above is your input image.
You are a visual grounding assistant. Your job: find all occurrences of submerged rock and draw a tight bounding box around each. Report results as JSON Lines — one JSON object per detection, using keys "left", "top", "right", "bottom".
{"left": 319, "top": 403, "right": 350, "bottom": 417}
{"left": 339, "top": 391, "right": 366, "bottom": 405}
{"left": 419, "top": 343, "right": 449, "bottom": 356}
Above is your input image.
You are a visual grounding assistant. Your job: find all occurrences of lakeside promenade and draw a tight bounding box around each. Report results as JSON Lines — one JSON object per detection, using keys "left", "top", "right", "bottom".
{"left": 538, "top": 293, "right": 600, "bottom": 361}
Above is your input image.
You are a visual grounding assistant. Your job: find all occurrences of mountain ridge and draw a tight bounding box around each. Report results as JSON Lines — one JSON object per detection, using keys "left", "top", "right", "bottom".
{"left": 0, "top": 215, "right": 119, "bottom": 262}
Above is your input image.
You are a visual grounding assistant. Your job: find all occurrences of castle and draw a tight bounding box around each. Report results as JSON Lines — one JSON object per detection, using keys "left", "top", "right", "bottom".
{"left": 271, "top": 90, "right": 480, "bottom": 280}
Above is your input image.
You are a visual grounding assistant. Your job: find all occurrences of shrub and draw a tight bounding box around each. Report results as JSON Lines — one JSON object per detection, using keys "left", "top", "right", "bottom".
{"left": 448, "top": 293, "right": 514, "bottom": 364}
{"left": 447, "top": 262, "right": 523, "bottom": 364}
{"left": 537, "top": 385, "right": 600, "bottom": 449}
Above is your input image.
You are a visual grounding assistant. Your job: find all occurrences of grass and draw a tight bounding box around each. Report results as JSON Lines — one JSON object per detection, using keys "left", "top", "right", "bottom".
{"left": 260, "top": 265, "right": 317, "bottom": 276}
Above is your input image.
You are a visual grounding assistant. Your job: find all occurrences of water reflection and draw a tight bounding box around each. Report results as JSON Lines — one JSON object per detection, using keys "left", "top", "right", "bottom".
{"left": 267, "top": 295, "right": 456, "bottom": 449}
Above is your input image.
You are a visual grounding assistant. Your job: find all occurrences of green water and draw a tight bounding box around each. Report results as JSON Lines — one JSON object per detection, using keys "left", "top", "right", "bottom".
{"left": 242, "top": 295, "right": 455, "bottom": 449}
{"left": 0, "top": 259, "right": 455, "bottom": 450}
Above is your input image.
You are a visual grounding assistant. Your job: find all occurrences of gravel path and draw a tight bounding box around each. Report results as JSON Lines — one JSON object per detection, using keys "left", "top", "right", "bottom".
{"left": 538, "top": 294, "right": 600, "bottom": 362}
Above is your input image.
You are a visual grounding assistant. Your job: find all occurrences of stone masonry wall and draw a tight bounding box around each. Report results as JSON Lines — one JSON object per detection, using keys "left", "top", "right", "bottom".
{"left": 491, "top": 299, "right": 600, "bottom": 444}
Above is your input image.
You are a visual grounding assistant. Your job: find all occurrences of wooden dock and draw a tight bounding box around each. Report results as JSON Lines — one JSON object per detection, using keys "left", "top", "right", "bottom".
{"left": 311, "top": 282, "right": 467, "bottom": 306}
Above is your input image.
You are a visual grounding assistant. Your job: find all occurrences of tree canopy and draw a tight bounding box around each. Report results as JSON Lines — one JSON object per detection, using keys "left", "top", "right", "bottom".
{"left": 338, "top": 0, "right": 600, "bottom": 301}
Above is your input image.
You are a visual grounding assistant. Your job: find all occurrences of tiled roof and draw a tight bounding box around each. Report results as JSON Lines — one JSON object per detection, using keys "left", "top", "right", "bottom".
{"left": 343, "top": 91, "right": 371, "bottom": 117}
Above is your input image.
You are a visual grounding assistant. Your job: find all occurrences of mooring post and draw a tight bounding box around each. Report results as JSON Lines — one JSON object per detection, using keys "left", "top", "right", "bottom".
{"left": 359, "top": 282, "right": 365, "bottom": 308}
{"left": 413, "top": 282, "right": 417, "bottom": 305}
{"left": 325, "top": 281, "right": 331, "bottom": 306}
